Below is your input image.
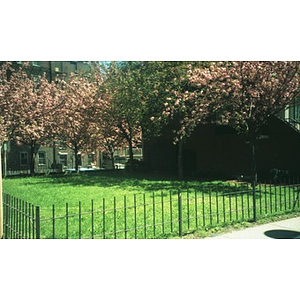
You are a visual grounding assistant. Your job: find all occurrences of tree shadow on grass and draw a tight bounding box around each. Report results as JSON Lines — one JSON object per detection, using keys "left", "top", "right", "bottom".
{"left": 16, "top": 171, "right": 252, "bottom": 195}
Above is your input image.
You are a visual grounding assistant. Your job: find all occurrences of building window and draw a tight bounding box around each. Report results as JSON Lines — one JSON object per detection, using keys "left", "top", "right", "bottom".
{"left": 59, "top": 154, "right": 67, "bottom": 166}
{"left": 20, "top": 152, "right": 29, "bottom": 166}
{"left": 38, "top": 152, "right": 46, "bottom": 165}
{"left": 54, "top": 61, "right": 63, "bottom": 73}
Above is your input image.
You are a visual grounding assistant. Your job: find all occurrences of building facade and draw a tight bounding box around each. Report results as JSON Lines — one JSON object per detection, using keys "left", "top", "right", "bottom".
{"left": 1, "top": 61, "right": 145, "bottom": 175}
{"left": 13, "top": 61, "right": 91, "bottom": 81}
{"left": 143, "top": 104, "right": 300, "bottom": 180}
{"left": 1, "top": 61, "right": 98, "bottom": 175}
{"left": 3, "top": 140, "right": 97, "bottom": 175}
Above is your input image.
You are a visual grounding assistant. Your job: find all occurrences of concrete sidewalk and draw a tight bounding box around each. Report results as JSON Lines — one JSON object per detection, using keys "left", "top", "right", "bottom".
{"left": 207, "top": 216, "right": 300, "bottom": 239}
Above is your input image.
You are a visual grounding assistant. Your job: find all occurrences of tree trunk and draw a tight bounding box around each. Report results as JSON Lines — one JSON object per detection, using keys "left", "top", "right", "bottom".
{"left": 52, "top": 140, "right": 57, "bottom": 169}
{"left": 3, "top": 142, "right": 7, "bottom": 178}
{"left": 99, "top": 151, "right": 103, "bottom": 169}
{"left": 118, "top": 123, "right": 134, "bottom": 173}
{"left": 110, "top": 151, "right": 115, "bottom": 170}
{"left": 250, "top": 138, "right": 258, "bottom": 185}
{"left": 249, "top": 133, "right": 258, "bottom": 221}
{"left": 2, "top": 142, "right": 8, "bottom": 178}
{"left": 178, "top": 138, "right": 184, "bottom": 180}
{"left": 30, "top": 142, "right": 37, "bottom": 175}
{"left": 128, "top": 139, "right": 134, "bottom": 173}
{"left": 74, "top": 144, "right": 79, "bottom": 172}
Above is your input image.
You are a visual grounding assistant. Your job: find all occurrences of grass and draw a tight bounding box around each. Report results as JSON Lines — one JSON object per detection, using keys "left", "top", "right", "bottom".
{"left": 2, "top": 171, "right": 217, "bottom": 210}
{"left": 3, "top": 171, "right": 300, "bottom": 239}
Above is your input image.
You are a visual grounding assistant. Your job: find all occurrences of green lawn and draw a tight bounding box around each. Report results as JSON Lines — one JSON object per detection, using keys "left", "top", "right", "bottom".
{"left": 3, "top": 171, "right": 299, "bottom": 239}
{"left": 3, "top": 171, "right": 223, "bottom": 207}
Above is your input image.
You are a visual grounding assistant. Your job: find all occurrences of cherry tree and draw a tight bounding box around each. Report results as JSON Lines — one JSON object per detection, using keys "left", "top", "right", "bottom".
{"left": 0, "top": 62, "right": 58, "bottom": 174}
{"left": 0, "top": 62, "right": 11, "bottom": 142}
{"left": 54, "top": 71, "right": 104, "bottom": 172}
{"left": 183, "top": 61, "right": 300, "bottom": 182}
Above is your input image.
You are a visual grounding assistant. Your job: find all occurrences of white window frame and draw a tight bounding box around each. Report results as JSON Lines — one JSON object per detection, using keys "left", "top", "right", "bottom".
{"left": 38, "top": 151, "right": 46, "bottom": 165}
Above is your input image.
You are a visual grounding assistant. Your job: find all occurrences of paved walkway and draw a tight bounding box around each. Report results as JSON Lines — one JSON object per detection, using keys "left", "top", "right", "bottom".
{"left": 207, "top": 216, "right": 300, "bottom": 239}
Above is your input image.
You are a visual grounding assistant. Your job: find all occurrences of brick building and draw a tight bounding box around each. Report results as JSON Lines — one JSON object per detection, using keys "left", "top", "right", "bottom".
{"left": 143, "top": 103, "right": 300, "bottom": 180}
{"left": 1, "top": 61, "right": 98, "bottom": 176}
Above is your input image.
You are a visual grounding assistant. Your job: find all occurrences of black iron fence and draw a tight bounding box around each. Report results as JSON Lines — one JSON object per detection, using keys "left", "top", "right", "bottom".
{"left": 2, "top": 194, "right": 40, "bottom": 239}
{"left": 2, "top": 178, "right": 300, "bottom": 239}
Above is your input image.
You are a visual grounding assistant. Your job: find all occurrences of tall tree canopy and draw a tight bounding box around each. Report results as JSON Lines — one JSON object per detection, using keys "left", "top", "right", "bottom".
{"left": 53, "top": 70, "right": 104, "bottom": 171}
{"left": 101, "top": 62, "right": 143, "bottom": 172}
{"left": 0, "top": 62, "right": 12, "bottom": 143}
{"left": 0, "top": 62, "right": 58, "bottom": 173}
{"left": 143, "top": 61, "right": 209, "bottom": 178}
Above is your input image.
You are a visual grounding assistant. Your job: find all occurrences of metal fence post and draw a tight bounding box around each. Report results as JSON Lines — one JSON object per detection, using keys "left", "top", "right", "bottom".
{"left": 0, "top": 144, "right": 3, "bottom": 239}
{"left": 252, "top": 181, "right": 257, "bottom": 222}
{"left": 35, "top": 206, "right": 40, "bottom": 239}
{"left": 178, "top": 190, "right": 182, "bottom": 237}
{"left": 4, "top": 195, "right": 8, "bottom": 239}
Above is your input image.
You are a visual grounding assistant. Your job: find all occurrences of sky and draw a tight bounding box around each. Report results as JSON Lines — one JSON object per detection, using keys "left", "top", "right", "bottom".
{"left": 2, "top": 1, "right": 300, "bottom": 62}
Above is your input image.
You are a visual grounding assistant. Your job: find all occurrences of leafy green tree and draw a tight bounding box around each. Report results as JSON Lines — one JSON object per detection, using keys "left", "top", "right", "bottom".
{"left": 102, "top": 62, "right": 143, "bottom": 172}
{"left": 142, "top": 61, "right": 209, "bottom": 179}
{"left": 102, "top": 61, "right": 207, "bottom": 178}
